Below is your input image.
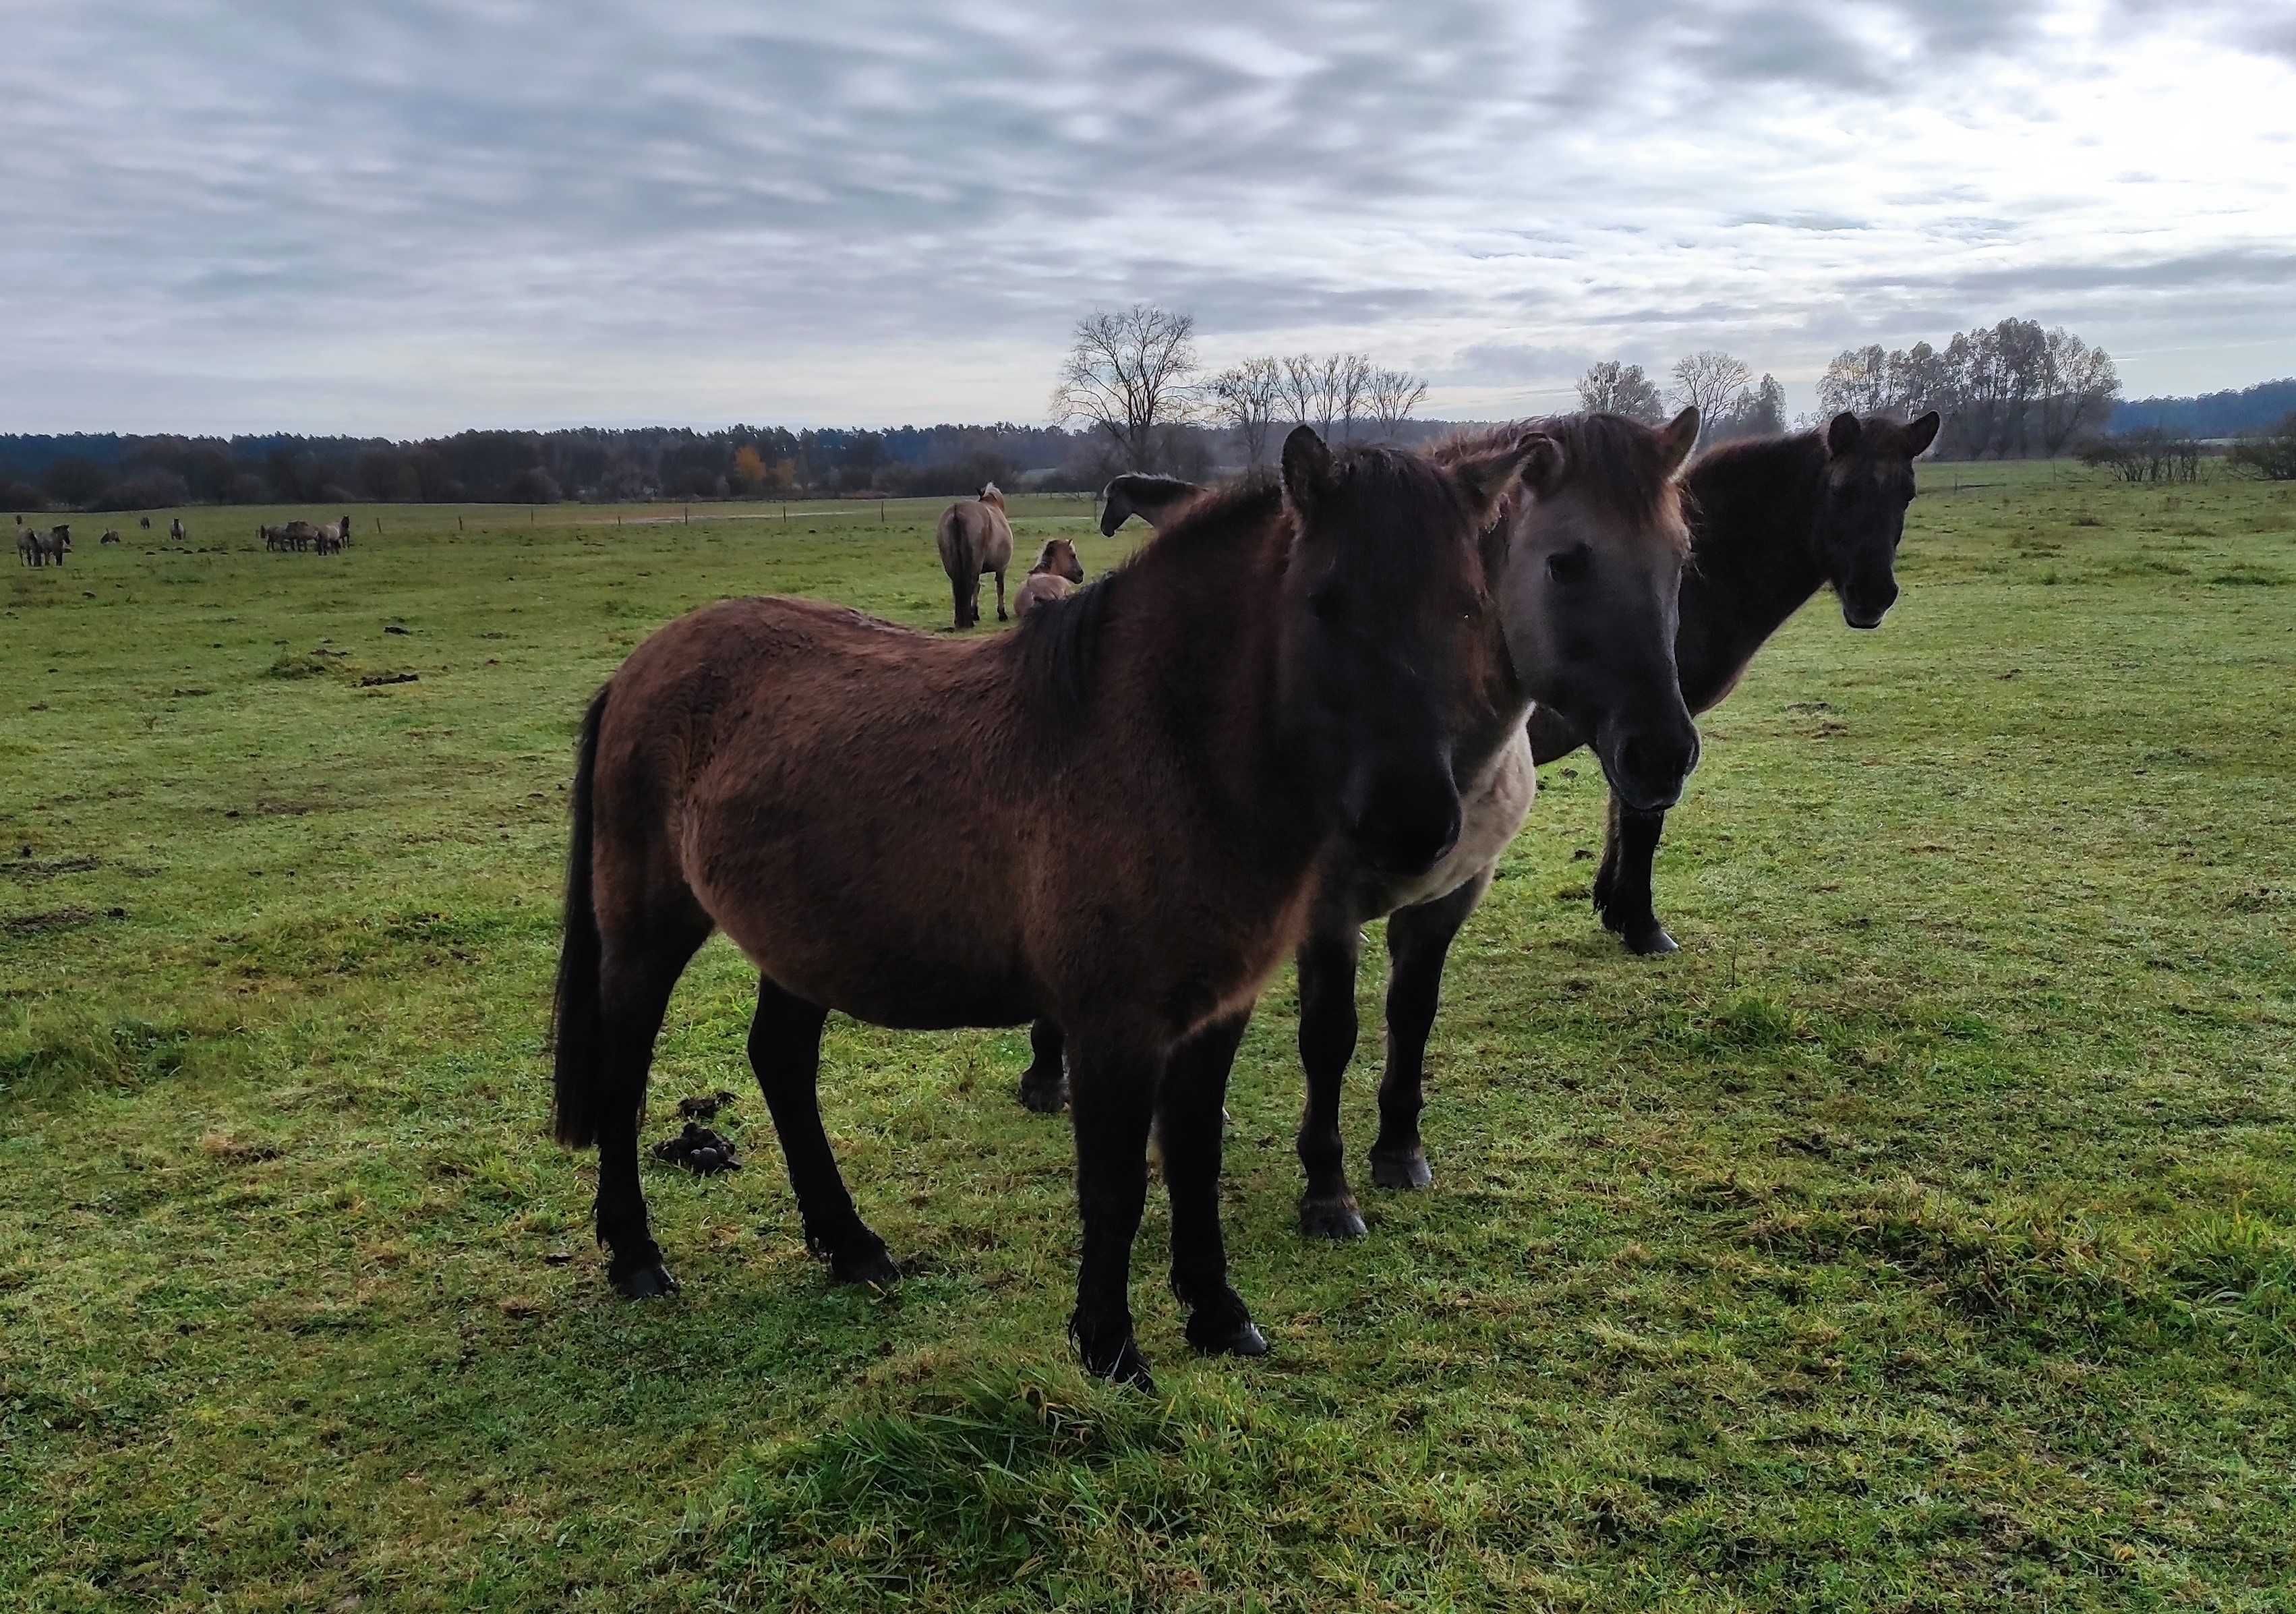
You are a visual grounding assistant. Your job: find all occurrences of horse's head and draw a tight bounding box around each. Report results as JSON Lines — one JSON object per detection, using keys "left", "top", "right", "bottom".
{"left": 1276, "top": 426, "right": 1533, "bottom": 879}
{"left": 1034, "top": 538, "right": 1084, "bottom": 583}
{"left": 978, "top": 483, "right": 1007, "bottom": 513}
{"left": 1813, "top": 409, "right": 1939, "bottom": 629}
{"left": 1477, "top": 410, "right": 1701, "bottom": 813}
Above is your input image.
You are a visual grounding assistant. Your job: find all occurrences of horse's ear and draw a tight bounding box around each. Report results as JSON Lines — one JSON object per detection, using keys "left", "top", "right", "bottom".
{"left": 1281, "top": 426, "right": 1334, "bottom": 519}
{"left": 1826, "top": 411, "right": 1862, "bottom": 457}
{"left": 1905, "top": 411, "right": 1941, "bottom": 457}
{"left": 1657, "top": 407, "right": 1699, "bottom": 475}
{"left": 1459, "top": 428, "right": 1562, "bottom": 519}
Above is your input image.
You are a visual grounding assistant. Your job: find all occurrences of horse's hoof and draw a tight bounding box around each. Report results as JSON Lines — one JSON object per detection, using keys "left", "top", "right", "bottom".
{"left": 1299, "top": 1193, "right": 1367, "bottom": 1240}
{"left": 1369, "top": 1149, "right": 1432, "bottom": 1191}
{"left": 1017, "top": 1072, "right": 1068, "bottom": 1114}
{"left": 610, "top": 1259, "right": 678, "bottom": 1300}
{"left": 1624, "top": 925, "right": 1680, "bottom": 956}
{"left": 829, "top": 1237, "right": 901, "bottom": 1288}
{"left": 1078, "top": 1331, "right": 1156, "bottom": 1391}
{"left": 1188, "top": 1313, "right": 1270, "bottom": 1358}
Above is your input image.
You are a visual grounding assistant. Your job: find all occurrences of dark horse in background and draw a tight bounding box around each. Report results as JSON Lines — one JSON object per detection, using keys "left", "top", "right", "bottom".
{"left": 551, "top": 427, "right": 1543, "bottom": 1388}
{"left": 1550, "top": 408, "right": 1941, "bottom": 954}
{"left": 1096, "top": 411, "right": 1943, "bottom": 957}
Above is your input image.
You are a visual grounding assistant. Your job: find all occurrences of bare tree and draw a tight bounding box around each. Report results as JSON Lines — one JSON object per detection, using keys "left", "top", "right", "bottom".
{"left": 1049, "top": 304, "right": 1202, "bottom": 471}
{"left": 1818, "top": 344, "right": 1891, "bottom": 417}
{"left": 1280, "top": 353, "right": 1345, "bottom": 440}
{"left": 1672, "top": 351, "right": 1754, "bottom": 446}
{"left": 1209, "top": 356, "right": 1283, "bottom": 469}
{"left": 1367, "top": 366, "right": 1430, "bottom": 439}
{"left": 1334, "top": 353, "right": 1373, "bottom": 443}
{"left": 1574, "top": 360, "right": 1665, "bottom": 424}
{"left": 2034, "top": 328, "right": 2120, "bottom": 457}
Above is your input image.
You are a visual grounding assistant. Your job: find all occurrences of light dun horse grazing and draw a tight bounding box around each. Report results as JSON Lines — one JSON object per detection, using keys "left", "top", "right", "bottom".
{"left": 1012, "top": 536, "right": 1086, "bottom": 619}
{"left": 935, "top": 482, "right": 1014, "bottom": 628}
{"left": 99, "top": 529, "right": 121, "bottom": 545}
{"left": 1537, "top": 409, "right": 1942, "bottom": 954}
{"left": 550, "top": 427, "right": 1541, "bottom": 1387}
{"left": 1020, "top": 412, "right": 1706, "bottom": 1238}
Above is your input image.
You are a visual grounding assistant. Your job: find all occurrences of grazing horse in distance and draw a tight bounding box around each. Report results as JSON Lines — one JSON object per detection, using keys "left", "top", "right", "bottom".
{"left": 1020, "top": 412, "right": 1706, "bottom": 1240}
{"left": 935, "top": 482, "right": 1014, "bottom": 629}
{"left": 139, "top": 515, "right": 152, "bottom": 530}
{"left": 1539, "top": 409, "right": 1943, "bottom": 954}
{"left": 20, "top": 525, "right": 71, "bottom": 565}
{"left": 1099, "top": 472, "right": 1202, "bottom": 536}
{"left": 1013, "top": 536, "right": 1086, "bottom": 619}
{"left": 169, "top": 517, "right": 187, "bottom": 540}
{"left": 550, "top": 427, "right": 1543, "bottom": 1387}
{"left": 99, "top": 529, "right": 121, "bottom": 545}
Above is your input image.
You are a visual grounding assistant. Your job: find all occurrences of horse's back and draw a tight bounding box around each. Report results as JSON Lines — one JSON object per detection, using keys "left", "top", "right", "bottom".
{"left": 599, "top": 596, "right": 1037, "bottom": 1021}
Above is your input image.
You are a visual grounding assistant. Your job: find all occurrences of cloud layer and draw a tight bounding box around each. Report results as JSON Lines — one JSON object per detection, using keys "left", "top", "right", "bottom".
{"left": 3, "top": 0, "right": 2290, "bottom": 433}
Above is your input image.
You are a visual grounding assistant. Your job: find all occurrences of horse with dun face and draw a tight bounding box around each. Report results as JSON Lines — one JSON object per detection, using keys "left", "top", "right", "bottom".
{"left": 936, "top": 482, "right": 1015, "bottom": 628}
{"left": 1013, "top": 536, "right": 1086, "bottom": 619}
{"left": 551, "top": 427, "right": 1541, "bottom": 1387}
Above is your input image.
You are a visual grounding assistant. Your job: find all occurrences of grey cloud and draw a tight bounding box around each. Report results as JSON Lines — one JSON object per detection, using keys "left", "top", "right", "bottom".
{"left": 0, "top": 0, "right": 2290, "bottom": 434}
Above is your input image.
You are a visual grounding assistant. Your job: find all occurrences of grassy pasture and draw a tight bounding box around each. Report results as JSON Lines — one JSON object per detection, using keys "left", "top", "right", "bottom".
{"left": 3, "top": 467, "right": 2293, "bottom": 1611}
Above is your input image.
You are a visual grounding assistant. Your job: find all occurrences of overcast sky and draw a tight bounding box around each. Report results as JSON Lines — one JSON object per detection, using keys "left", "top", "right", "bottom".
{"left": 4, "top": 0, "right": 2291, "bottom": 436}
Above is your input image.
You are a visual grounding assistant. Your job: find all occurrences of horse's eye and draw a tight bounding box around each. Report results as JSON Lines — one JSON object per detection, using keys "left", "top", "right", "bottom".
{"left": 1546, "top": 546, "right": 1589, "bottom": 584}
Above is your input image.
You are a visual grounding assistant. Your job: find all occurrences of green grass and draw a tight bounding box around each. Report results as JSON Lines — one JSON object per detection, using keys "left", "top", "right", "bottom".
{"left": 5, "top": 470, "right": 2294, "bottom": 1611}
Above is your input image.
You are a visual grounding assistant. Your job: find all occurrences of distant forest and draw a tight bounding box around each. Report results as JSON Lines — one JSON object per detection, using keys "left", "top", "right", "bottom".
{"left": 2109, "top": 378, "right": 2296, "bottom": 438}
{"left": 5, "top": 378, "right": 2291, "bottom": 513}
{"left": 0, "top": 417, "right": 1452, "bottom": 513}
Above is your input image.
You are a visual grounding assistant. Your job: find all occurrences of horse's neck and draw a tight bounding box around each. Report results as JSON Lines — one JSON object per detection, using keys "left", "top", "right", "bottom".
{"left": 1684, "top": 437, "right": 1829, "bottom": 678}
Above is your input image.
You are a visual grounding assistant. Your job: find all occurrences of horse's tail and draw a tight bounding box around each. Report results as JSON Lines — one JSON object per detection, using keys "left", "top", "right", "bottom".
{"left": 550, "top": 684, "right": 612, "bottom": 1147}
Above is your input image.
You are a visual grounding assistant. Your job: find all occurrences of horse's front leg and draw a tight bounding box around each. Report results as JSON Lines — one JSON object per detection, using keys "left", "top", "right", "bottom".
{"left": 1159, "top": 1011, "right": 1266, "bottom": 1358}
{"left": 1294, "top": 921, "right": 1365, "bottom": 1238}
{"left": 1370, "top": 870, "right": 1491, "bottom": 1191}
{"left": 1065, "top": 1025, "right": 1163, "bottom": 1389}
{"left": 1018, "top": 1017, "right": 1067, "bottom": 1113}
{"left": 1593, "top": 790, "right": 1678, "bottom": 955}
{"left": 993, "top": 567, "right": 1008, "bottom": 622}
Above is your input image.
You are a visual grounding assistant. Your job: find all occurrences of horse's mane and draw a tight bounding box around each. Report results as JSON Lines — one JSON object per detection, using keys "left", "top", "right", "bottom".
{"left": 1013, "top": 476, "right": 1283, "bottom": 731}
{"left": 1434, "top": 413, "right": 1691, "bottom": 552}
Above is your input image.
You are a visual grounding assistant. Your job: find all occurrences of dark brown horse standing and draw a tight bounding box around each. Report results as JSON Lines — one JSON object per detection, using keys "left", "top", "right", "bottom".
{"left": 1020, "top": 412, "right": 1706, "bottom": 1235}
{"left": 551, "top": 428, "right": 1542, "bottom": 1387}
{"left": 1543, "top": 409, "right": 1941, "bottom": 954}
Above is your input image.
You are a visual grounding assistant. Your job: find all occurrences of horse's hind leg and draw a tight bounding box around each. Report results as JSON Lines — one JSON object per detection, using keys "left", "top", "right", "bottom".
{"left": 993, "top": 567, "right": 1007, "bottom": 622}
{"left": 748, "top": 977, "right": 897, "bottom": 1285}
{"left": 594, "top": 921, "right": 709, "bottom": 1297}
{"left": 1593, "top": 791, "right": 1678, "bottom": 955}
{"left": 1160, "top": 1012, "right": 1266, "bottom": 1358}
{"left": 1295, "top": 920, "right": 1366, "bottom": 1238}
{"left": 1369, "top": 871, "right": 1492, "bottom": 1191}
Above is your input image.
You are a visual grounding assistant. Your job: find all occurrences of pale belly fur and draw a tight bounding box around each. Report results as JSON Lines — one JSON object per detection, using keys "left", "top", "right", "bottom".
{"left": 1376, "top": 726, "right": 1537, "bottom": 913}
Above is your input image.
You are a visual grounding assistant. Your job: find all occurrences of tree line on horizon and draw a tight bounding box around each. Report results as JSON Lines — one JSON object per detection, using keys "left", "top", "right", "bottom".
{"left": 5, "top": 311, "right": 2290, "bottom": 512}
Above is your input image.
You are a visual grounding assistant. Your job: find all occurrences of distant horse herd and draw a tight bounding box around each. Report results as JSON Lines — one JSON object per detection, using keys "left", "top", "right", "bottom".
{"left": 551, "top": 405, "right": 1941, "bottom": 1388}
{"left": 262, "top": 516, "right": 351, "bottom": 554}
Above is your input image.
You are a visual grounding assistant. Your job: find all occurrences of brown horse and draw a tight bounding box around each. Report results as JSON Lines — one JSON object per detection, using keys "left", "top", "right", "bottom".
{"left": 99, "top": 529, "right": 121, "bottom": 545}
{"left": 551, "top": 427, "right": 1541, "bottom": 1387}
{"left": 1537, "top": 409, "right": 1942, "bottom": 954}
{"left": 1099, "top": 472, "right": 1203, "bottom": 536}
{"left": 935, "top": 483, "right": 1014, "bottom": 628}
{"left": 1018, "top": 412, "right": 1705, "bottom": 1238}
{"left": 1013, "top": 537, "right": 1086, "bottom": 618}
{"left": 20, "top": 525, "right": 71, "bottom": 565}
